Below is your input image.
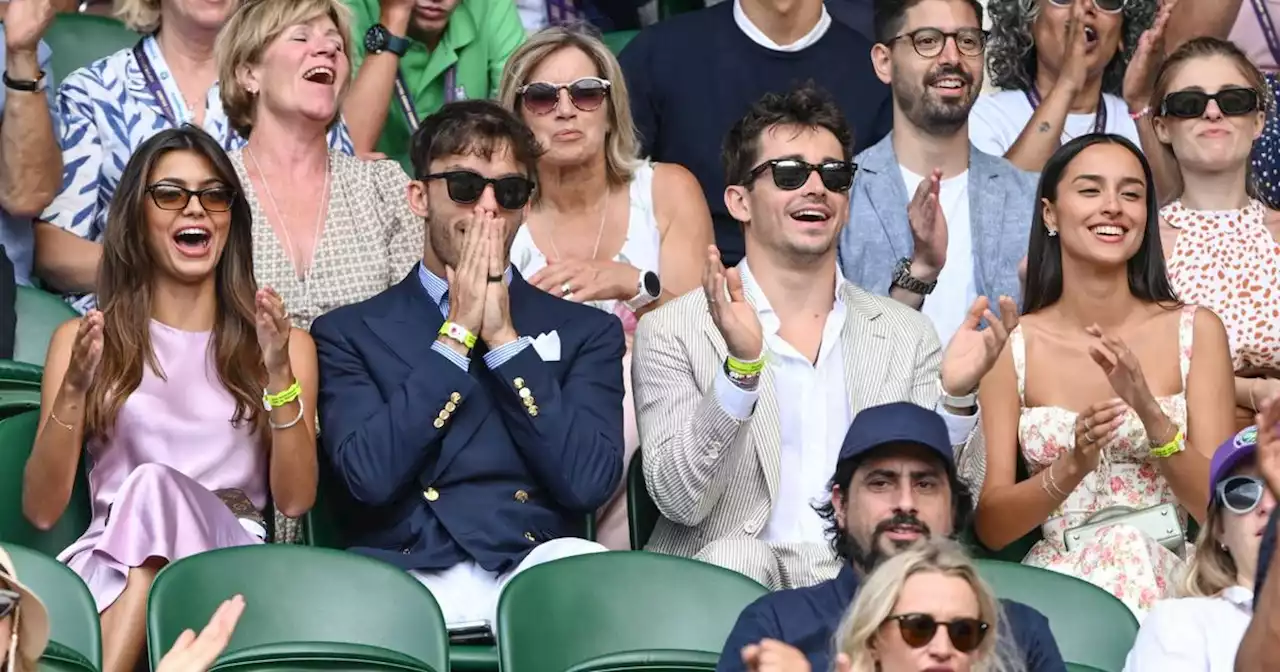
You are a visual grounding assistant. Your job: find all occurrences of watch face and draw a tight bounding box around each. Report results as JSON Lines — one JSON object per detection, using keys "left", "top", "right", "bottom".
{"left": 364, "top": 24, "right": 387, "bottom": 52}
{"left": 642, "top": 271, "right": 661, "bottom": 297}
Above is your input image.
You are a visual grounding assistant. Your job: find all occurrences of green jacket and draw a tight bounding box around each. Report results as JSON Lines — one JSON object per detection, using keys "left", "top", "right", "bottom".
{"left": 347, "top": 0, "right": 526, "bottom": 170}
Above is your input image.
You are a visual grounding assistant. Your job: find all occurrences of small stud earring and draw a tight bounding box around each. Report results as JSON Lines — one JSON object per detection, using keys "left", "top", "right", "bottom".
{"left": 1047, "top": 229, "right": 1058, "bottom": 237}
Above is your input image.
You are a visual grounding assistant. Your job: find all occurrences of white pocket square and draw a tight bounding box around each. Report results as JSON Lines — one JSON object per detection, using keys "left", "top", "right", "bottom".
{"left": 531, "top": 331, "right": 562, "bottom": 362}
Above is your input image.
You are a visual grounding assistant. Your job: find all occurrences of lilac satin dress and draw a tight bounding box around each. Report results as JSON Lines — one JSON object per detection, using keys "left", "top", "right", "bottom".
{"left": 58, "top": 321, "right": 267, "bottom": 612}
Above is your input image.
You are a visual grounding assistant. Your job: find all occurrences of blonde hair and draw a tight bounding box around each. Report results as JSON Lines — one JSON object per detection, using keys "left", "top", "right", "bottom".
{"left": 497, "top": 25, "right": 641, "bottom": 193}
{"left": 215, "top": 0, "right": 354, "bottom": 138}
{"left": 113, "top": 0, "right": 162, "bottom": 33}
{"left": 834, "top": 540, "right": 1023, "bottom": 672}
{"left": 1182, "top": 503, "right": 1243, "bottom": 597}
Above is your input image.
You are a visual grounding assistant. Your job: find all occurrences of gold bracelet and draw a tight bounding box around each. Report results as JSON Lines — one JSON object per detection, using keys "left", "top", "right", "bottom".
{"left": 1044, "top": 462, "right": 1070, "bottom": 499}
{"left": 48, "top": 411, "right": 75, "bottom": 431}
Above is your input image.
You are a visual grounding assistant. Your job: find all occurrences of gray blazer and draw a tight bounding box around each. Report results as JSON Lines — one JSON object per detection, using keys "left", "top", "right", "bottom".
{"left": 839, "top": 134, "right": 1037, "bottom": 316}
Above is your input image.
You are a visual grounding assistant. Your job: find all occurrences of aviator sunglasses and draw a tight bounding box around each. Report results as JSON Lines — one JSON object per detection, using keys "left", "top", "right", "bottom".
{"left": 743, "top": 159, "right": 856, "bottom": 192}
{"left": 146, "top": 184, "right": 237, "bottom": 212}
{"left": 421, "top": 170, "right": 535, "bottom": 210}
{"left": 1216, "top": 475, "right": 1267, "bottom": 514}
{"left": 0, "top": 588, "right": 18, "bottom": 619}
{"left": 885, "top": 613, "right": 989, "bottom": 652}
{"left": 518, "top": 77, "right": 611, "bottom": 115}
{"left": 1046, "top": 0, "right": 1125, "bottom": 14}
{"left": 1160, "top": 88, "right": 1261, "bottom": 119}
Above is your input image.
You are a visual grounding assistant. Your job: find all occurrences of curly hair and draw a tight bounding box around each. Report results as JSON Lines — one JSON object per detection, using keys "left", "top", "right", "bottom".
{"left": 985, "top": 0, "right": 1157, "bottom": 95}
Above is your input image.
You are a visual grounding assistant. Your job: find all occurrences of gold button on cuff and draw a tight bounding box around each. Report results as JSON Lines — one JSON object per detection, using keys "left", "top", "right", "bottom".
{"left": 528, "top": 406, "right": 539, "bottom": 417}
{"left": 423, "top": 487, "right": 439, "bottom": 502}
{"left": 438, "top": 409, "right": 449, "bottom": 420}
{"left": 445, "top": 401, "right": 457, "bottom": 412}
{"left": 513, "top": 377, "right": 526, "bottom": 389}
{"left": 524, "top": 532, "right": 536, "bottom": 542}
{"left": 518, "top": 388, "right": 532, "bottom": 399}
{"left": 515, "top": 490, "right": 529, "bottom": 503}
{"left": 433, "top": 418, "right": 444, "bottom": 429}
{"left": 523, "top": 396, "right": 534, "bottom": 407}
{"left": 450, "top": 392, "right": 462, "bottom": 403}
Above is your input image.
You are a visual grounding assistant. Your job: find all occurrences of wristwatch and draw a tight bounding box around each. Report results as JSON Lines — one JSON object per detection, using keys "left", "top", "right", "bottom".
{"left": 364, "top": 24, "right": 410, "bottom": 57}
{"left": 3, "top": 70, "right": 47, "bottom": 93}
{"left": 626, "top": 270, "right": 662, "bottom": 311}
{"left": 891, "top": 257, "right": 937, "bottom": 295}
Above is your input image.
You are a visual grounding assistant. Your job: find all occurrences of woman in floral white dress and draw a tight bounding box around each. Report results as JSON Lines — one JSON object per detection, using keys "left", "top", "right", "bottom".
{"left": 974, "top": 134, "right": 1237, "bottom": 618}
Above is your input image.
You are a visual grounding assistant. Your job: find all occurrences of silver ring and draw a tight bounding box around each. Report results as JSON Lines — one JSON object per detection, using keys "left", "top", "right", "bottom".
{"left": 1084, "top": 418, "right": 1093, "bottom": 432}
{"left": 1084, "top": 429, "right": 1096, "bottom": 443}
{"left": 561, "top": 282, "right": 572, "bottom": 296}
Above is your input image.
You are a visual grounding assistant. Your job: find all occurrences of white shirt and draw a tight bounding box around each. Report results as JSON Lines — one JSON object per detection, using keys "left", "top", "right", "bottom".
{"left": 713, "top": 263, "right": 980, "bottom": 543}
{"left": 1122, "top": 586, "right": 1253, "bottom": 672}
{"left": 899, "top": 166, "right": 978, "bottom": 346}
{"left": 968, "top": 90, "right": 1140, "bottom": 159}
{"left": 732, "top": 0, "right": 832, "bottom": 51}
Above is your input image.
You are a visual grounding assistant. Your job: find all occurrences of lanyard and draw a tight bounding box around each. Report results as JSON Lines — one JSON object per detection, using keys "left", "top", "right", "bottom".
{"left": 1025, "top": 87, "right": 1107, "bottom": 136}
{"left": 394, "top": 65, "right": 464, "bottom": 132}
{"left": 1253, "top": 0, "right": 1280, "bottom": 68}
{"left": 132, "top": 37, "right": 182, "bottom": 127}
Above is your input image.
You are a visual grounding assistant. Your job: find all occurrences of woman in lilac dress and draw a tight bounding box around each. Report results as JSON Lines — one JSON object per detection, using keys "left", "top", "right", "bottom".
{"left": 21, "top": 127, "right": 320, "bottom": 672}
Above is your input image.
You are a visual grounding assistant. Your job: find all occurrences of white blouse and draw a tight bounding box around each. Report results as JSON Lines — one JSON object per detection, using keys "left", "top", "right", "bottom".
{"left": 1122, "top": 586, "right": 1253, "bottom": 672}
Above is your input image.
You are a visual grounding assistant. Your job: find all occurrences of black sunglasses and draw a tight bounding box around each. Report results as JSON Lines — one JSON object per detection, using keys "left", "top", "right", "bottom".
{"left": 146, "top": 184, "right": 237, "bottom": 213}
{"left": 518, "top": 77, "right": 611, "bottom": 115}
{"left": 1217, "top": 475, "right": 1266, "bottom": 514}
{"left": 885, "top": 613, "right": 989, "bottom": 652}
{"left": 0, "top": 588, "right": 18, "bottom": 619}
{"left": 422, "top": 170, "right": 535, "bottom": 210}
{"left": 887, "top": 28, "right": 988, "bottom": 58}
{"left": 744, "top": 159, "right": 856, "bottom": 192}
{"left": 1047, "top": 0, "right": 1125, "bottom": 14}
{"left": 1160, "top": 88, "right": 1261, "bottom": 119}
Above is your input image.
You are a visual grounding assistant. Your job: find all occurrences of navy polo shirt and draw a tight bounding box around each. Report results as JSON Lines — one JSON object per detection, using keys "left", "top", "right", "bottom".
{"left": 715, "top": 565, "right": 1067, "bottom": 672}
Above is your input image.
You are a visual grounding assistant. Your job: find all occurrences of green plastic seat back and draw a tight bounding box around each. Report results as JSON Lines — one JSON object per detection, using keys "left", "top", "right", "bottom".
{"left": 0, "top": 411, "right": 91, "bottom": 556}
{"left": 627, "top": 450, "right": 659, "bottom": 550}
{"left": 14, "top": 286, "right": 78, "bottom": 368}
{"left": 43, "top": 14, "right": 140, "bottom": 84}
{"left": 4, "top": 543, "right": 102, "bottom": 671}
{"left": 974, "top": 560, "right": 1138, "bottom": 671}
{"left": 601, "top": 30, "right": 639, "bottom": 56}
{"left": 497, "top": 552, "right": 767, "bottom": 672}
{"left": 146, "top": 546, "right": 449, "bottom": 672}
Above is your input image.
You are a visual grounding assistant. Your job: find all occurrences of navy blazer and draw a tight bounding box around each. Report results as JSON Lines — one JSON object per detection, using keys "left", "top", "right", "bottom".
{"left": 311, "top": 267, "right": 626, "bottom": 574}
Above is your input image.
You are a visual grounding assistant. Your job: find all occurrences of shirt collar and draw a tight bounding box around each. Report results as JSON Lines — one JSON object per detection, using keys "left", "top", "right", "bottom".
{"left": 738, "top": 259, "right": 850, "bottom": 335}
{"left": 417, "top": 262, "right": 513, "bottom": 310}
{"left": 732, "top": 0, "right": 832, "bottom": 52}
{"left": 1221, "top": 585, "right": 1255, "bottom": 610}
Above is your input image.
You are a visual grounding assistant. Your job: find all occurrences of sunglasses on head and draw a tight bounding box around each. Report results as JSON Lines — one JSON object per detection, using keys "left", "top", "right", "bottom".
{"left": 1046, "top": 0, "right": 1125, "bottom": 14}
{"left": 146, "top": 184, "right": 236, "bottom": 213}
{"left": 0, "top": 588, "right": 18, "bottom": 619}
{"left": 518, "top": 77, "right": 611, "bottom": 115}
{"left": 885, "top": 613, "right": 989, "bottom": 652}
{"left": 744, "top": 159, "right": 856, "bottom": 192}
{"left": 1160, "top": 88, "right": 1261, "bottom": 119}
{"left": 1217, "top": 475, "right": 1266, "bottom": 514}
{"left": 421, "top": 170, "right": 535, "bottom": 210}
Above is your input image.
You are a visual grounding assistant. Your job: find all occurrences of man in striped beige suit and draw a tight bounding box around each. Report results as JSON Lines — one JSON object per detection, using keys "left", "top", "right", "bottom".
{"left": 631, "top": 84, "right": 1018, "bottom": 589}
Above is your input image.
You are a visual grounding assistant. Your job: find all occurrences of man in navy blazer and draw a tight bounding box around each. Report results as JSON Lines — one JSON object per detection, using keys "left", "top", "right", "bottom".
{"left": 311, "top": 100, "right": 626, "bottom": 627}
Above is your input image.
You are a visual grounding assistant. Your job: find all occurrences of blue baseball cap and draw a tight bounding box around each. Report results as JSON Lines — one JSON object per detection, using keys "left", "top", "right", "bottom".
{"left": 837, "top": 402, "right": 955, "bottom": 469}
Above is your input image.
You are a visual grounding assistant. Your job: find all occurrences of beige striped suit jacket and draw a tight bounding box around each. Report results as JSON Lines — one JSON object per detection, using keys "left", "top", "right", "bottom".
{"left": 631, "top": 279, "right": 949, "bottom": 565}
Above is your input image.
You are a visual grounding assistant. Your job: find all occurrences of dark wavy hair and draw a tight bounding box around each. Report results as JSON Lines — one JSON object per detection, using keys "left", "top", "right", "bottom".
{"left": 815, "top": 449, "right": 975, "bottom": 569}
{"left": 86, "top": 126, "right": 264, "bottom": 438}
{"left": 1022, "top": 133, "right": 1180, "bottom": 314}
{"left": 985, "top": 0, "right": 1155, "bottom": 95}
{"left": 721, "top": 83, "right": 854, "bottom": 188}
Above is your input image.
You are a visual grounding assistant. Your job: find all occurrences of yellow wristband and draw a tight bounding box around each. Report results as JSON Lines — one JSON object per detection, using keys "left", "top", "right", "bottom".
{"left": 439, "top": 321, "right": 477, "bottom": 350}
{"left": 263, "top": 380, "right": 301, "bottom": 410}
{"left": 726, "top": 355, "right": 765, "bottom": 376}
{"left": 1150, "top": 430, "right": 1185, "bottom": 459}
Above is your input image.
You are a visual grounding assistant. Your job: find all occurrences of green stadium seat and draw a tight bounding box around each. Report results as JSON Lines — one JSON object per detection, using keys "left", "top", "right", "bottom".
{"left": 43, "top": 14, "right": 140, "bottom": 84}
{"left": 627, "top": 449, "right": 658, "bottom": 550}
{"left": 0, "top": 410, "right": 92, "bottom": 558}
{"left": 601, "top": 30, "right": 638, "bottom": 56}
{"left": 146, "top": 545, "right": 450, "bottom": 671}
{"left": 497, "top": 552, "right": 767, "bottom": 672}
{"left": 14, "top": 285, "right": 78, "bottom": 368}
{"left": 4, "top": 543, "right": 101, "bottom": 672}
{"left": 974, "top": 560, "right": 1138, "bottom": 672}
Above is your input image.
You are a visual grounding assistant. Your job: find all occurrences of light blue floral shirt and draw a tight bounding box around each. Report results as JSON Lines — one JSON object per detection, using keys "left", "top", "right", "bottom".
{"left": 39, "top": 35, "right": 354, "bottom": 313}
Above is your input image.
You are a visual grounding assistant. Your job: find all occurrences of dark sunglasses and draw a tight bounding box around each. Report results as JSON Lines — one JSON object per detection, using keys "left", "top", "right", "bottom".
{"left": 887, "top": 27, "right": 988, "bottom": 58}
{"left": 885, "top": 613, "right": 989, "bottom": 652}
{"left": 1160, "top": 88, "right": 1261, "bottom": 119}
{"left": 744, "top": 159, "right": 856, "bottom": 192}
{"left": 422, "top": 170, "right": 535, "bottom": 210}
{"left": 1047, "top": 0, "right": 1125, "bottom": 14}
{"left": 0, "top": 588, "right": 18, "bottom": 619}
{"left": 146, "top": 184, "right": 236, "bottom": 213}
{"left": 1217, "top": 475, "right": 1266, "bottom": 514}
{"left": 518, "top": 77, "right": 611, "bottom": 115}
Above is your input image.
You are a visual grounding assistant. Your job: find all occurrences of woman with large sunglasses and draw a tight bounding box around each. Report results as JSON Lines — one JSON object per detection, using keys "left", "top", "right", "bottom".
{"left": 496, "top": 26, "right": 713, "bottom": 551}
{"left": 1123, "top": 426, "right": 1271, "bottom": 671}
{"left": 1150, "top": 37, "right": 1280, "bottom": 435}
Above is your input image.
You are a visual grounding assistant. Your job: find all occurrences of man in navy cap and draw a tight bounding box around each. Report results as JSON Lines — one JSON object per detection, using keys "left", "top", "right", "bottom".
{"left": 718, "top": 402, "right": 1065, "bottom": 672}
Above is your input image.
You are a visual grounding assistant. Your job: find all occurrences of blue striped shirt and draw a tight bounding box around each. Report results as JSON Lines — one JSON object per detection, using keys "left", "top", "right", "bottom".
{"left": 418, "top": 263, "right": 530, "bottom": 370}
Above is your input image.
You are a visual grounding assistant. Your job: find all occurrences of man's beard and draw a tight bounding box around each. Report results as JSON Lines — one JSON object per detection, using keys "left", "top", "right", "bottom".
{"left": 895, "top": 64, "right": 977, "bottom": 136}
{"left": 843, "top": 511, "right": 933, "bottom": 573}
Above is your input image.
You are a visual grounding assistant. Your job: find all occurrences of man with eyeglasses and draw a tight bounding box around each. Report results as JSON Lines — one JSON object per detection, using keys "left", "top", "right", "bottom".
{"left": 840, "top": 0, "right": 1035, "bottom": 369}
{"left": 311, "top": 100, "right": 622, "bottom": 631}
{"left": 631, "top": 85, "right": 1013, "bottom": 590}
{"left": 716, "top": 403, "right": 1066, "bottom": 672}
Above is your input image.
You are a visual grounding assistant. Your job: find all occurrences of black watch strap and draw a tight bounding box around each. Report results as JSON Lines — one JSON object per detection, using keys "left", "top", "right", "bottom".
{"left": 891, "top": 257, "right": 937, "bottom": 295}
{"left": 3, "top": 70, "right": 45, "bottom": 92}
{"left": 385, "top": 33, "right": 410, "bottom": 56}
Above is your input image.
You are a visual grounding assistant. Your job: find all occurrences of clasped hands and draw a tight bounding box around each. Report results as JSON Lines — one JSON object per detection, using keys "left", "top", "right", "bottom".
{"left": 441, "top": 209, "right": 518, "bottom": 351}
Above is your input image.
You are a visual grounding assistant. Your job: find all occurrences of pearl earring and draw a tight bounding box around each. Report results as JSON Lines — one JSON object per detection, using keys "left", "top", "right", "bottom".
{"left": 1047, "top": 229, "right": 1058, "bottom": 237}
